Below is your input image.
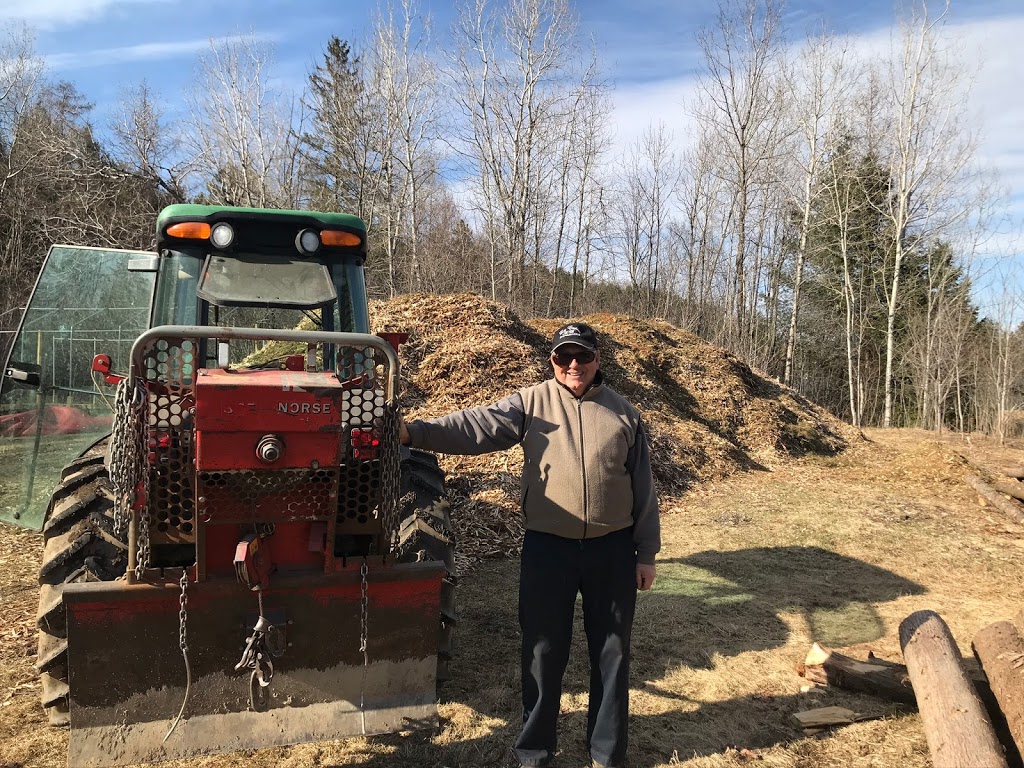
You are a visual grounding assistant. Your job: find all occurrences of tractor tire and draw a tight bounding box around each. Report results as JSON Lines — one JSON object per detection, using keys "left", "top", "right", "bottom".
{"left": 36, "top": 440, "right": 128, "bottom": 726}
{"left": 395, "top": 449, "right": 456, "bottom": 684}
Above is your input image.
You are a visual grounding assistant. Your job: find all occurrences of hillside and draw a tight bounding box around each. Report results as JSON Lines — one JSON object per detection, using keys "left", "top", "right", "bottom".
{"left": 372, "top": 293, "right": 861, "bottom": 567}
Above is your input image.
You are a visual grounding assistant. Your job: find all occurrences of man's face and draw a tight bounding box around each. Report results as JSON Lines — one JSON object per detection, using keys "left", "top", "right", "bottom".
{"left": 551, "top": 344, "right": 600, "bottom": 396}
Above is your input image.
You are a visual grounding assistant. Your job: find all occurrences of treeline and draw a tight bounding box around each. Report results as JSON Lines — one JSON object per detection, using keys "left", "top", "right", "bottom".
{"left": 0, "top": 0, "right": 1021, "bottom": 435}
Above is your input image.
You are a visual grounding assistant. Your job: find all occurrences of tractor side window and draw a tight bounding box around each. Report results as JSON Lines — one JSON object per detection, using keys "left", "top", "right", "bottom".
{"left": 153, "top": 252, "right": 201, "bottom": 327}
{"left": 0, "top": 246, "right": 154, "bottom": 529}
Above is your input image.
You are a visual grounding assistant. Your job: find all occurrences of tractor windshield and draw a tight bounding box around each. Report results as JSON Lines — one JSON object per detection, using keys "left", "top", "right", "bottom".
{"left": 152, "top": 249, "right": 370, "bottom": 367}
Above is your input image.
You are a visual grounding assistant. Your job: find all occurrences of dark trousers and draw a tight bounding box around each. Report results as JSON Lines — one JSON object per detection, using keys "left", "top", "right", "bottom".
{"left": 513, "top": 527, "right": 637, "bottom": 767}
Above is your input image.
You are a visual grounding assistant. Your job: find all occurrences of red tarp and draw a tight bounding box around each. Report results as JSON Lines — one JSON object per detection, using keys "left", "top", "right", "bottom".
{"left": 0, "top": 405, "right": 110, "bottom": 437}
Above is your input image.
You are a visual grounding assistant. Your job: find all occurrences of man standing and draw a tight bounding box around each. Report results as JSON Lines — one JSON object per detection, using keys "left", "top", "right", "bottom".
{"left": 400, "top": 322, "right": 660, "bottom": 768}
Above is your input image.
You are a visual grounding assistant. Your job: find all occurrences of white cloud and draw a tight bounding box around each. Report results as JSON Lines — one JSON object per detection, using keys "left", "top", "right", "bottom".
{"left": 608, "top": 76, "right": 700, "bottom": 160}
{"left": 0, "top": 0, "right": 168, "bottom": 28}
{"left": 603, "top": 11, "right": 1024, "bottom": 315}
{"left": 44, "top": 33, "right": 275, "bottom": 72}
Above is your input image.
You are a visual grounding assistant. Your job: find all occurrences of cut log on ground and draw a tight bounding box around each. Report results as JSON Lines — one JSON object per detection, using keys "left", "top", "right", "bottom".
{"left": 899, "top": 609, "right": 1009, "bottom": 768}
{"left": 996, "top": 466, "right": 1024, "bottom": 480}
{"left": 800, "top": 643, "right": 916, "bottom": 705}
{"left": 967, "top": 474, "right": 1024, "bottom": 524}
{"left": 792, "top": 706, "right": 878, "bottom": 735}
{"left": 973, "top": 621, "right": 1024, "bottom": 763}
{"left": 990, "top": 478, "right": 1024, "bottom": 503}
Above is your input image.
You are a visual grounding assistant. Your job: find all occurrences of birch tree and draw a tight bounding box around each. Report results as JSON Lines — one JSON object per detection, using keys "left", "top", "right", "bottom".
{"left": 878, "top": 1, "right": 979, "bottom": 426}
{"left": 612, "top": 123, "right": 678, "bottom": 317}
{"left": 782, "top": 30, "right": 850, "bottom": 384}
{"left": 360, "top": 0, "right": 446, "bottom": 296}
{"left": 695, "top": 0, "right": 788, "bottom": 354}
{"left": 188, "top": 35, "right": 306, "bottom": 209}
{"left": 450, "top": 0, "right": 598, "bottom": 311}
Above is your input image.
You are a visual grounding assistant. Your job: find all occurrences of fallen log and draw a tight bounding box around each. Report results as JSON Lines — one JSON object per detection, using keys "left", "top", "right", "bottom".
{"left": 991, "top": 478, "right": 1024, "bottom": 503}
{"left": 974, "top": 621, "right": 1024, "bottom": 762}
{"left": 800, "top": 643, "right": 916, "bottom": 705}
{"left": 900, "top": 609, "right": 1008, "bottom": 768}
{"left": 997, "top": 466, "right": 1024, "bottom": 480}
{"left": 967, "top": 474, "right": 1024, "bottom": 524}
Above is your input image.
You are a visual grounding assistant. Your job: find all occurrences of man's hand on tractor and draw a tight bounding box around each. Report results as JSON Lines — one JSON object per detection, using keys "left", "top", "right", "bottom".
{"left": 636, "top": 563, "right": 656, "bottom": 591}
{"left": 399, "top": 414, "right": 411, "bottom": 446}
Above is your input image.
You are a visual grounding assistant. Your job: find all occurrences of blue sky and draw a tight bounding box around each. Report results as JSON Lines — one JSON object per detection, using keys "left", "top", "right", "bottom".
{"left": 5, "top": 0, "right": 1024, "bottom": 317}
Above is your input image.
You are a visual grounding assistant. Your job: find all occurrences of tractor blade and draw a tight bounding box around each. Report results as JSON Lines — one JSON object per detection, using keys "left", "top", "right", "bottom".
{"left": 63, "top": 561, "right": 444, "bottom": 767}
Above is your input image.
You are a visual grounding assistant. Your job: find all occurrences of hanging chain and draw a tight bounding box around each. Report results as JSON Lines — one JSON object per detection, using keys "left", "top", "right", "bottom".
{"left": 110, "top": 377, "right": 147, "bottom": 537}
{"left": 359, "top": 558, "right": 369, "bottom": 735}
{"left": 110, "top": 375, "right": 153, "bottom": 578}
{"left": 163, "top": 567, "right": 192, "bottom": 742}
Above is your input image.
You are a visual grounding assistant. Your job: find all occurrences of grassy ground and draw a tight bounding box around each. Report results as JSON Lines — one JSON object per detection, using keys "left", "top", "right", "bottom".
{"left": 1, "top": 428, "right": 1022, "bottom": 767}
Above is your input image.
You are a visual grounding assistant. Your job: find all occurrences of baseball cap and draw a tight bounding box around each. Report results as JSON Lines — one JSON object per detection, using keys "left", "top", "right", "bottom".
{"left": 550, "top": 322, "right": 598, "bottom": 353}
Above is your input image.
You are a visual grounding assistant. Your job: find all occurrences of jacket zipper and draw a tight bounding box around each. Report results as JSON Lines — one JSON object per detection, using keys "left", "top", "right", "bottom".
{"left": 578, "top": 397, "right": 588, "bottom": 539}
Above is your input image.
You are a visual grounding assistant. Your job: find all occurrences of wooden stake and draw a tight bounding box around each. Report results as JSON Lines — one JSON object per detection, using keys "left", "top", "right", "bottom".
{"left": 899, "top": 610, "right": 1008, "bottom": 768}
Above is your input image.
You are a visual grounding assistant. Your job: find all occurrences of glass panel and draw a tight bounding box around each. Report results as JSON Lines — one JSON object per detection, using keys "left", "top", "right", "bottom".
{"left": 0, "top": 246, "right": 154, "bottom": 529}
{"left": 197, "top": 255, "right": 337, "bottom": 307}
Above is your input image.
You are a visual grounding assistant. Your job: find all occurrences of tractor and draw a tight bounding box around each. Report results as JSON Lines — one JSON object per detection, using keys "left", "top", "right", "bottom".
{"left": 0, "top": 205, "right": 455, "bottom": 767}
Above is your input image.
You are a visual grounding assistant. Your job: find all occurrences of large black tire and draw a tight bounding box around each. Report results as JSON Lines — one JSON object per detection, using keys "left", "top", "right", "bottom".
{"left": 36, "top": 440, "right": 128, "bottom": 725}
{"left": 395, "top": 449, "right": 456, "bottom": 684}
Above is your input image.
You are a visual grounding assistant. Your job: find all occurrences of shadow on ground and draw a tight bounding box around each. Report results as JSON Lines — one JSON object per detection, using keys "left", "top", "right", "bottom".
{"left": 315, "top": 547, "right": 925, "bottom": 768}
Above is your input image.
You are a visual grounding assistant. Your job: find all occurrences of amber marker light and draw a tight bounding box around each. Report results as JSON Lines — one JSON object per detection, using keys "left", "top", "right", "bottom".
{"left": 165, "top": 222, "right": 212, "bottom": 240}
{"left": 320, "top": 230, "right": 362, "bottom": 247}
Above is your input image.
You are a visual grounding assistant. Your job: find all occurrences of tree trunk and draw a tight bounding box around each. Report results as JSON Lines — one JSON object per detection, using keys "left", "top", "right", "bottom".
{"left": 990, "top": 478, "right": 1024, "bottom": 502}
{"left": 899, "top": 609, "right": 1008, "bottom": 768}
{"left": 973, "top": 621, "right": 1024, "bottom": 766}
{"left": 966, "top": 474, "right": 1024, "bottom": 525}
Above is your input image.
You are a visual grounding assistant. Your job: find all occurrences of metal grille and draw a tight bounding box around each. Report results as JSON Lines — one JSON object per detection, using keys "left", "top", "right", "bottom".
{"left": 197, "top": 468, "right": 339, "bottom": 523}
{"left": 123, "top": 330, "right": 402, "bottom": 555}
{"left": 142, "top": 339, "right": 197, "bottom": 544}
{"left": 380, "top": 403, "right": 400, "bottom": 552}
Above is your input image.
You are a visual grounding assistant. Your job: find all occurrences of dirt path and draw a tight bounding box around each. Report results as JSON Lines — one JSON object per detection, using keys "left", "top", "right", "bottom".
{"left": 2, "top": 428, "right": 1022, "bottom": 767}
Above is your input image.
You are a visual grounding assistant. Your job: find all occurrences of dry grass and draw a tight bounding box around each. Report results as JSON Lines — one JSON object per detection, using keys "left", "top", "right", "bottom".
{"left": 1, "top": 296, "right": 1023, "bottom": 768}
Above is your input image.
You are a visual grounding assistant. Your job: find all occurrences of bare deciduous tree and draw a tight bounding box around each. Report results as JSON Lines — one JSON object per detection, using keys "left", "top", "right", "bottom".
{"left": 187, "top": 35, "right": 306, "bottom": 209}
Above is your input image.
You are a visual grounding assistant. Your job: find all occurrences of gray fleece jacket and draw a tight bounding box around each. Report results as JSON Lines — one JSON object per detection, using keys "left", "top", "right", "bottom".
{"left": 405, "top": 373, "right": 661, "bottom": 564}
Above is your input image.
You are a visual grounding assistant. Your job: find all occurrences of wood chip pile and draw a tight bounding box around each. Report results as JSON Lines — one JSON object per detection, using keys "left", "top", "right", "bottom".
{"left": 372, "top": 293, "right": 861, "bottom": 574}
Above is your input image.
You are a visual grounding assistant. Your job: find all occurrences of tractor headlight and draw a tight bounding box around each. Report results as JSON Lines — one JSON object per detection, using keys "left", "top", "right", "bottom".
{"left": 296, "top": 229, "right": 321, "bottom": 255}
{"left": 210, "top": 222, "right": 235, "bottom": 249}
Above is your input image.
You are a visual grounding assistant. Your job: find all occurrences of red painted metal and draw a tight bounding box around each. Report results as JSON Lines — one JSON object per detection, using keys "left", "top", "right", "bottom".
{"left": 204, "top": 522, "right": 322, "bottom": 575}
{"left": 196, "top": 430, "right": 340, "bottom": 470}
{"left": 233, "top": 533, "right": 273, "bottom": 588}
{"left": 64, "top": 561, "right": 445, "bottom": 766}
{"left": 194, "top": 369, "right": 346, "bottom": 433}
{"left": 91, "top": 353, "right": 124, "bottom": 385}
{"left": 377, "top": 332, "right": 408, "bottom": 354}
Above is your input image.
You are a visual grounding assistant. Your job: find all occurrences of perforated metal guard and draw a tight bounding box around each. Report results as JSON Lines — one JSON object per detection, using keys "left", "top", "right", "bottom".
{"left": 141, "top": 338, "right": 198, "bottom": 543}
{"left": 197, "top": 468, "right": 339, "bottom": 523}
{"left": 130, "top": 332, "right": 402, "bottom": 551}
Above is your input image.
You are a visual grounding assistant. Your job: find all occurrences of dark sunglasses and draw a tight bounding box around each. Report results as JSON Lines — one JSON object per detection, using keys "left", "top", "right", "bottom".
{"left": 552, "top": 349, "right": 596, "bottom": 366}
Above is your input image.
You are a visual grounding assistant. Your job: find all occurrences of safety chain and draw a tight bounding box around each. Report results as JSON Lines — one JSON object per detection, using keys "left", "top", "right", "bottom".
{"left": 110, "top": 376, "right": 153, "bottom": 578}
{"left": 164, "top": 568, "right": 192, "bottom": 742}
{"left": 359, "top": 558, "right": 369, "bottom": 735}
{"left": 110, "top": 377, "right": 146, "bottom": 537}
